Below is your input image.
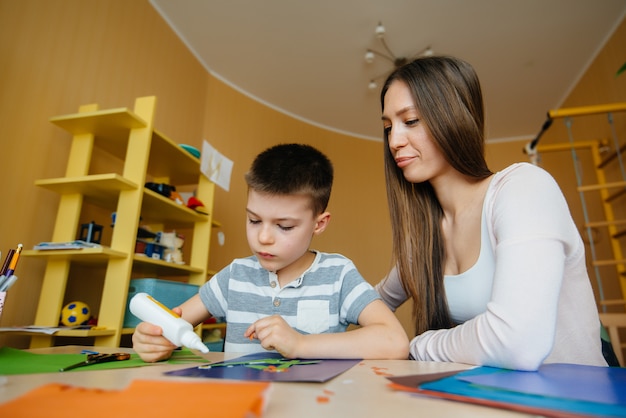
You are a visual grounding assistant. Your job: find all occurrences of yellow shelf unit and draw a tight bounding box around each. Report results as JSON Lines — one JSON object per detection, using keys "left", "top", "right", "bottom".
{"left": 20, "top": 96, "right": 215, "bottom": 348}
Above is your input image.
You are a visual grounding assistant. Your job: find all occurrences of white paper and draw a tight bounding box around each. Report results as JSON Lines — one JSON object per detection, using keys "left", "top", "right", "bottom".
{"left": 0, "top": 325, "right": 89, "bottom": 335}
{"left": 201, "top": 140, "right": 233, "bottom": 192}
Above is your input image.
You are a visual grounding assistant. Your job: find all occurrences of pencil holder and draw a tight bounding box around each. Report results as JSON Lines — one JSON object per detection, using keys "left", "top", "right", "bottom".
{"left": 0, "top": 291, "right": 5, "bottom": 320}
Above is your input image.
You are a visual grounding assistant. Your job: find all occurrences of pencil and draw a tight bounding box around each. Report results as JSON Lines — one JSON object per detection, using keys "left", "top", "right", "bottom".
{"left": 3, "top": 244, "right": 22, "bottom": 277}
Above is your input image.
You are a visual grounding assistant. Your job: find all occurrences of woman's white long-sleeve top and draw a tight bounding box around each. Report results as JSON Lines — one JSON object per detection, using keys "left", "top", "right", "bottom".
{"left": 376, "top": 163, "right": 607, "bottom": 371}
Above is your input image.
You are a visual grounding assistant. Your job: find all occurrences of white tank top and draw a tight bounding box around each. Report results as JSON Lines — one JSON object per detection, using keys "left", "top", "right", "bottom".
{"left": 444, "top": 202, "right": 495, "bottom": 324}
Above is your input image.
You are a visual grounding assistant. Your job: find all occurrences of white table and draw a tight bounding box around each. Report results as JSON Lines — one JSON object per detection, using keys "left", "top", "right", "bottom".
{"left": 0, "top": 346, "right": 530, "bottom": 417}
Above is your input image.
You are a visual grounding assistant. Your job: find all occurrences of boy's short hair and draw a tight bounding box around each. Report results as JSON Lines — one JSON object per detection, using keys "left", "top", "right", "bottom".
{"left": 244, "top": 143, "right": 334, "bottom": 215}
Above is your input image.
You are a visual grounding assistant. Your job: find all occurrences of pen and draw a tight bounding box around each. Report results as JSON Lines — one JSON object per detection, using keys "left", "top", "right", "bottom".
{"left": 3, "top": 244, "right": 22, "bottom": 278}
{"left": 0, "top": 275, "right": 17, "bottom": 292}
{"left": 0, "top": 249, "right": 14, "bottom": 276}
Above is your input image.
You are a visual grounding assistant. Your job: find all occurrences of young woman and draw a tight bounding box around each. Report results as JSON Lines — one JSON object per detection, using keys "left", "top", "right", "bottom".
{"left": 375, "top": 55, "right": 608, "bottom": 371}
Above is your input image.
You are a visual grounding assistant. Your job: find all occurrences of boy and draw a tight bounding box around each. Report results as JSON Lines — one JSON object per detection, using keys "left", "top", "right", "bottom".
{"left": 133, "top": 143, "right": 409, "bottom": 362}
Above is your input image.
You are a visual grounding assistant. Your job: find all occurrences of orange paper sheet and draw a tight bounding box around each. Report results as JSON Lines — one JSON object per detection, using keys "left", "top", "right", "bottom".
{"left": 0, "top": 379, "right": 270, "bottom": 418}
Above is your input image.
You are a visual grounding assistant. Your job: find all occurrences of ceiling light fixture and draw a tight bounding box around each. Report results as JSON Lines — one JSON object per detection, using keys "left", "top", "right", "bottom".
{"left": 365, "top": 22, "right": 433, "bottom": 90}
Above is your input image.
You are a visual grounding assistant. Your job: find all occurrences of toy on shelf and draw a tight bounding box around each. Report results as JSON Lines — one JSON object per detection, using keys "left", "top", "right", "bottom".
{"left": 59, "top": 301, "right": 91, "bottom": 326}
{"left": 134, "top": 231, "right": 166, "bottom": 261}
{"left": 132, "top": 226, "right": 185, "bottom": 263}
{"left": 187, "top": 196, "right": 209, "bottom": 215}
{"left": 145, "top": 182, "right": 175, "bottom": 198}
{"left": 78, "top": 221, "right": 103, "bottom": 244}
{"left": 144, "top": 182, "right": 187, "bottom": 205}
{"left": 158, "top": 231, "right": 185, "bottom": 264}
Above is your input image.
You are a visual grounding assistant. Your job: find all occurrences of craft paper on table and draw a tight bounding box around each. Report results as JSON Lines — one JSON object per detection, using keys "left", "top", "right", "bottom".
{"left": 0, "top": 379, "right": 269, "bottom": 418}
{"left": 457, "top": 363, "right": 626, "bottom": 406}
{"left": 386, "top": 369, "right": 465, "bottom": 388}
{"left": 389, "top": 365, "right": 626, "bottom": 418}
{"left": 201, "top": 140, "right": 233, "bottom": 191}
{"left": 0, "top": 347, "right": 205, "bottom": 375}
{"left": 165, "top": 352, "right": 361, "bottom": 382}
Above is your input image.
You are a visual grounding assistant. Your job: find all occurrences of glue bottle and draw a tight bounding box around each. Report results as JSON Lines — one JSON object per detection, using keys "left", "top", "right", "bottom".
{"left": 129, "top": 292, "right": 209, "bottom": 353}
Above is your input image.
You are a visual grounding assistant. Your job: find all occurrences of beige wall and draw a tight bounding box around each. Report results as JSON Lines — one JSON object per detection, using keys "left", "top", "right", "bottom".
{"left": 0, "top": 0, "right": 624, "bottom": 347}
{"left": 0, "top": 0, "right": 209, "bottom": 346}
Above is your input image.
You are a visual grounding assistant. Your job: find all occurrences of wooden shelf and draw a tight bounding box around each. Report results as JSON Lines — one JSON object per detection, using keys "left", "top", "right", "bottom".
{"left": 22, "top": 247, "right": 127, "bottom": 263}
{"left": 3, "top": 328, "right": 116, "bottom": 338}
{"left": 36, "top": 174, "right": 210, "bottom": 227}
{"left": 132, "top": 254, "right": 204, "bottom": 276}
{"left": 17, "top": 97, "right": 216, "bottom": 349}
{"left": 148, "top": 130, "right": 203, "bottom": 185}
{"left": 141, "top": 188, "right": 209, "bottom": 226}
{"left": 49, "top": 328, "right": 116, "bottom": 337}
{"left": 35, "top": 174, "right": 138, "bottom": 211}
{"left": 50, "top": 107, "right": 147, "bottom": 159}
{"left": 202, "top": 323, "right": 226, "bottom": 330}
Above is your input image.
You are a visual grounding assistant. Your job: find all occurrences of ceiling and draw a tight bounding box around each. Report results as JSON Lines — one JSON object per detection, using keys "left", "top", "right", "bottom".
{"left": 149, "top": 0, "right": 626, "bottom": 143}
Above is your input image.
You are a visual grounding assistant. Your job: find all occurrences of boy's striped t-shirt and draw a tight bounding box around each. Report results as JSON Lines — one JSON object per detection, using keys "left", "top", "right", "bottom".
{"left": 199, "top": 251, "right": 380, "bottom": 353}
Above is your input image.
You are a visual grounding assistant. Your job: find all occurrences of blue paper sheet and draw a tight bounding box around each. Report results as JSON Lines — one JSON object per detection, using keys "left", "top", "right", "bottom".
{"left": 421, "top": 365, "right": 626, "bottom": 417}
{"left": 458, "top": 363, "right": 626, "bottom": 405}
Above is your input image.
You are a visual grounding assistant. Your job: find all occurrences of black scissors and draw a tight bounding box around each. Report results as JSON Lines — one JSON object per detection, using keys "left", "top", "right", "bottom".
{"left": 59, "top": 352, "right": 131, "bottom": 372}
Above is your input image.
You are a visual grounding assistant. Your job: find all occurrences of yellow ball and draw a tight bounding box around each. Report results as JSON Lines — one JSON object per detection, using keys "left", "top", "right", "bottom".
{"left": 60, "top": 301, "right": 91, "bottom": 326}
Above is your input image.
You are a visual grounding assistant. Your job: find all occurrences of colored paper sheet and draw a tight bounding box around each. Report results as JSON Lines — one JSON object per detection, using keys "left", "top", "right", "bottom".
{"left": 458, "top": 363, "right": 626, "bottom": 405}
{"left": 387, "top": 369, "right": 465, "bottom": 387}
{"left": 166, "top": 351, "right": 361, "bottom": 382}
{"left": 389, "top": 366, "right": 626, "bottom": 418}
{"left": 0, "top": 379, "right": 269, "bottom": 418}
{"left": 0, "top": 347, "right": 205, "bottom": 375}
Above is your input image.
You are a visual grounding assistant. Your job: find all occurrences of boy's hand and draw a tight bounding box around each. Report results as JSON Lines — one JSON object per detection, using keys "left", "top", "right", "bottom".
{"left": 131, "top": 307, "right": 181, "bottom": 363}
{"left": 245, "top": 315, "right": 303, "bottom": 358}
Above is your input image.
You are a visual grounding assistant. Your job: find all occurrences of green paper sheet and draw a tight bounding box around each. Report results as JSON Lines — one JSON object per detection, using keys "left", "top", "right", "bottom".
{"left": 0, "top": 347, "right": 206, "bottom": 375}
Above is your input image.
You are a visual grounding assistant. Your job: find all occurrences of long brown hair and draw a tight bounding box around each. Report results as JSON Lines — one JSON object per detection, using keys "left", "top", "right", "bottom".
{"left": 380, "top": 56, "right": 492, "bottom": 335}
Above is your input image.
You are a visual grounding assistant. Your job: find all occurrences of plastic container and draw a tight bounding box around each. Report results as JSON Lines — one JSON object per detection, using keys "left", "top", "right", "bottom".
{"left": 129, "top": 292, "right": 209, "bottom": 353}
{"left": 123, "top": 278, "right": 198, "bottom": 327}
